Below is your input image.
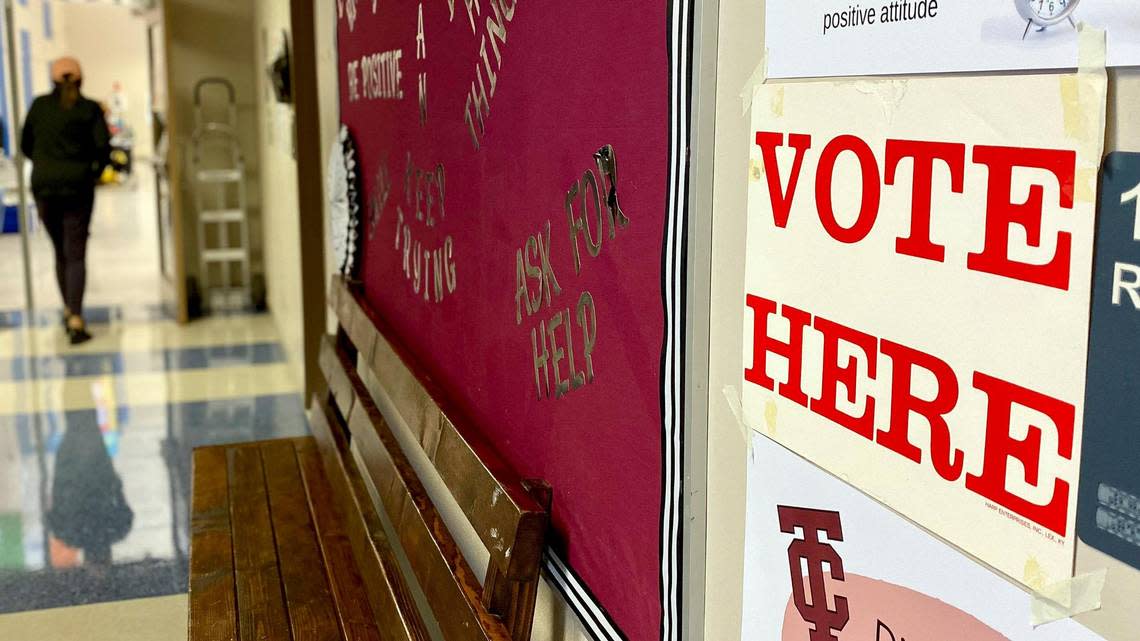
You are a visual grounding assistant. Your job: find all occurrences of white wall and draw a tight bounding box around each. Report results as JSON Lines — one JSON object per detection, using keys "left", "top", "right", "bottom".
{"left": 58, "top": 3, "right": 152, "bottom": 157}
{"left": 1, "top": 0, "right": 68, "bottom": 151}
{"left": 705, "top": 3, "right": 762, "bottom": 639}
{"left": 13, "top": 0, "right": 66, "bottom": 109}
{"left": 316, "top": 0, "right": 338, "bottom": 335}
{"left": 253, "top": 0, "right": 304, "bottom": 387}
{"left": 705, "top": 3, "right": 1140, "bottom": 641}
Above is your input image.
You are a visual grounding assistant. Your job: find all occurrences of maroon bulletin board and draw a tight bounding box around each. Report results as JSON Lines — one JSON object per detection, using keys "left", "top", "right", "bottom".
{"left": 336, "top": 3, "right": 693, "bottom": 640}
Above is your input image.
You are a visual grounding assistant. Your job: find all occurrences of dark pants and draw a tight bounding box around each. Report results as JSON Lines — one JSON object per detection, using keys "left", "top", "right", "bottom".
{"left": 36, "top": 193, "right": 94, "bottom": 317}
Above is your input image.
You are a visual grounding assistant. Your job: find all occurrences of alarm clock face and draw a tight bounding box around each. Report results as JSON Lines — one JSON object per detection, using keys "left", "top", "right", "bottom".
{"left": 1016, "top": 0, "right": 1080, "bottom": 26}
{"left": 1036, "top": 0, "right": 1070, "bottom": 19}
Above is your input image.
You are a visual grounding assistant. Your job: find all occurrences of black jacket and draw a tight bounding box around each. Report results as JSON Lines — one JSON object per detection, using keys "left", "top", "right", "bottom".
{"left": 21, "top": 91, "right": 111, "bottom": 199}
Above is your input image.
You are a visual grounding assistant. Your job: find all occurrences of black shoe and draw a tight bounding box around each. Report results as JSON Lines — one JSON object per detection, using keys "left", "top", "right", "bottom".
{"left": 68, "top": 327, "right": 93, "bottom": 345}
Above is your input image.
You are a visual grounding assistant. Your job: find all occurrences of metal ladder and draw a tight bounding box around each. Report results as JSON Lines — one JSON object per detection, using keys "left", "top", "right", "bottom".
{"left": 192, "top": 78, "right": 250, "bottom": 312}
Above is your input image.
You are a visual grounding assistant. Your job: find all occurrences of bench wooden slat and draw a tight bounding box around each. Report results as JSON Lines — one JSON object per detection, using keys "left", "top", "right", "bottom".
{"left": 261, "top": 439, "right": 344, "bottom": 641}
{"left": 228, "top": 445, "right": 292, "bottom": 641}
{"left": 321, "top": 334, "right": 357, "bottom": 421}
{"left": 346, "top": 392, "right": 512, "bottom": 641}
{"left": 309, "top": 394, "right": 433, "bottom": 641}
{"left": 189, "top": 447, "right": 238, "bottom": 641}
{"left": 433, "top": 415, "right": 547, "bottom": 581}
{"left": 319, "top": 335, "right": 513, "bottom": 641}
{"left": 349, "top": 296, "right": 379, "bottom": 365}
{"left": 336, "top": 279, "right": 361, "bottom": 347}
{"left": 331, "top": 276, "right": 547, "bottom": 583}
{"left": 295, "top": 438, "right": 385, "bottom": 641}
{"left": 482, "top": 480, "right": 551, "bottom": 637}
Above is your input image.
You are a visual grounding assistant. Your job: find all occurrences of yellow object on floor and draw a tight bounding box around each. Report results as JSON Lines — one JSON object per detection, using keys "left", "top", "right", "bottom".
{"left": 0, "top": 594, "right": 187, "bottom": 641}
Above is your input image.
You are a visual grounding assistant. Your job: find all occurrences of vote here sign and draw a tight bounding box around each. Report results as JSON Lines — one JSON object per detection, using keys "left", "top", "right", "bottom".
{"left": 741, "top": 72, "right": 1107, "bottom": 589}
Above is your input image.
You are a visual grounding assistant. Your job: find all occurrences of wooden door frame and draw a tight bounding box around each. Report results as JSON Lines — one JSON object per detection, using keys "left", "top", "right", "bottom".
{"left": 153, "top": 5, "right": 189, "bottom": 323}
{"left": 289, "top": 0, "right": 328, "bottom": 400}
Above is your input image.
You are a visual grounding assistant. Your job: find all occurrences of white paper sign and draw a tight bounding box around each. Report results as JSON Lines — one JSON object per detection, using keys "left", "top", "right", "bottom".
{"left": 742, "top": 72, "right": 1105, "bottom": 588}
{"left": 766, "top": 0, "right": 1140, "bottom": 78}
{"left": 742, "top": 433, "right": 1107, "bottom": 641}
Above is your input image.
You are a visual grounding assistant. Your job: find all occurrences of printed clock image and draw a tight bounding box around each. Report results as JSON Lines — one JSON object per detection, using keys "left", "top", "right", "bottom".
{"left": 327, "top": 125, "right": 361, "bottom": 277}
{"left": 1016, "top": 0, "right": 1081, "bottom": 39}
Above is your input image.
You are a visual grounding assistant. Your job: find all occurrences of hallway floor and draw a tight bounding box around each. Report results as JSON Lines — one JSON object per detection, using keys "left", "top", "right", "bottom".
{"left": 0, "top": 175, "right": 307, "bottom": 639}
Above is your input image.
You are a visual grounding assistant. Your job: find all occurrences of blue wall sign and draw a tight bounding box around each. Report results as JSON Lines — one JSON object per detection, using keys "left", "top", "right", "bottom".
{"left": 1078, "top": 151, "right": 1140, "bottom": 571}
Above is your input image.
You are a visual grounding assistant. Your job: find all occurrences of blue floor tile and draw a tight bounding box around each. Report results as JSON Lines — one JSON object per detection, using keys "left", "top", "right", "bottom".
{"left": 0, "top": 342, "right": 286, "bottom": 382}
{"left": 0, "top": 304, "right": 175, "bottom": 329}
{"left": 0, "top": 304, "right": 267, "bottom": 329}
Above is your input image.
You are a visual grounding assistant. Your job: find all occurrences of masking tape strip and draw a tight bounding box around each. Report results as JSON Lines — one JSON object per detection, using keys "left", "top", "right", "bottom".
{"left": 1077, "top": 22, "right": 1108, "bottom": 201}
{"left": 1050, "top": 25, "right": 1106, "bottom": 585}
{"left": 1030, "top": 568, "right": 1106, "bottom": 626}
{"left": 722, "top": 385, "right": 750, "bottom": 453}
{"left": 1061, "top": 23, "right": 1108, "bottom": 204}
{"left": 852, "top": 79, "right": 909, "bottom": 125}
{"left": 739, "top": 53, "right": 768, "bottom": 116}
{"left": 1077, "top": 22, "right": 1106, "bottom": 75}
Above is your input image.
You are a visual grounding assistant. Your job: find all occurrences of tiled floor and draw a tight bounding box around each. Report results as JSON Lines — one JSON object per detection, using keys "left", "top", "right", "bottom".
{"left": 0, "top": 174, "right": 307, "bottom": 639}
{"left": 0, "top": 170, "right": 171, "bottom": 311}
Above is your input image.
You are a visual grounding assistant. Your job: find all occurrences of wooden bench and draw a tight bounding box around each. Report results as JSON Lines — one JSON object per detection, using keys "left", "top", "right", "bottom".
{"left": 188, "top": 275, "right": 551, "bottom": 641}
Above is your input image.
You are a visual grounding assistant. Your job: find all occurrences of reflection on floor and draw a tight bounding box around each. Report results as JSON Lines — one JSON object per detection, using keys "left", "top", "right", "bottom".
{"left": 0, "top": 176, "right": 307, "bottom": 640}
{"left": 0, "top": 312, "right": 309, "bottom": 615}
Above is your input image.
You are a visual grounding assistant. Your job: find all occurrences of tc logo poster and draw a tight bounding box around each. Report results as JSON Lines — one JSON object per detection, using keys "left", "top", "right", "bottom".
{"left": 744, "top": 434, "right": 1106, "bottom": 641}
{"left": 778, "top": 506, "right": 849, "bottom": 641}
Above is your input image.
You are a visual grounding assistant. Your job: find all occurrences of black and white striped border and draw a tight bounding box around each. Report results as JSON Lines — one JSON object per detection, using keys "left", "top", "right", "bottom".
{"left": 543, "top": 1, "right": 693, "bottom": 640}
{"left": 660, "top": 0, "right": 693, "bottom": 640}
{"left": 544, "top": 549, "right": 625, "bottom": 640}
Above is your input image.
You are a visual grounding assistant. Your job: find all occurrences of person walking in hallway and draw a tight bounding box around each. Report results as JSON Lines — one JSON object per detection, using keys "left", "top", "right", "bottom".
{"left": 21, "top": 56, "right": 111, "bottom": 345}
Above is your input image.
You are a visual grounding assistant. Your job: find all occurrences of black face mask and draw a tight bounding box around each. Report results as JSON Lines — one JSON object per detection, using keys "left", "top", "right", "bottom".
{"left": 53, "top": 80, "right": 81, "bottom": 110}
{"left": 53, "top": 75, "right": 81, "bottom": 98}
{"left": 54, "top": 75, "right": 82, "bottom": 91}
